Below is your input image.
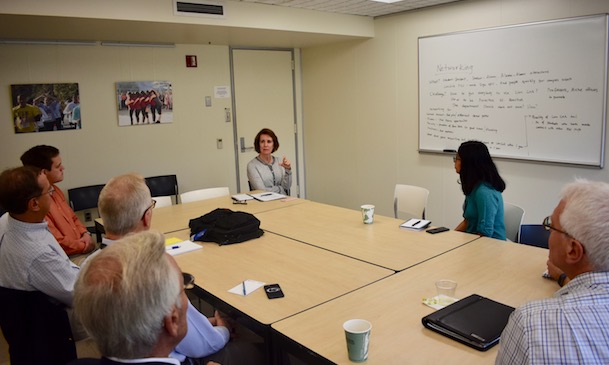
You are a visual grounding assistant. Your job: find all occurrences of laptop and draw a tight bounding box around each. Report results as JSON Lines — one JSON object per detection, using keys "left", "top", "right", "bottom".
{"left": 422, "top": 294, "right": 515, "bottom": 351}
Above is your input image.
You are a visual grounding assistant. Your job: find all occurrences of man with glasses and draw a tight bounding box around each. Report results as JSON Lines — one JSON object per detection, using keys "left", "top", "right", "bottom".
{"left": 21, "top": 145, "right": 96, "bottom": 260}
{"left": 0, "top": 166, "right": 79, "bottom": 305}
{"left": 97, "top": 173, "right": 156, "bottom": 247}
{"left": 544, "top": 215, "right": 572, "bottom": 287}
{"left": 496, "top": 179, "right": 609, "bottom": 364}
{"left": 0, "top": 166, "right": 80, "bottom": 364}
{"left": 68, "top": 231, "right": 218, "bottom": 365}
{"left": 97, "top": 173, "right": 260, "bottom": 364}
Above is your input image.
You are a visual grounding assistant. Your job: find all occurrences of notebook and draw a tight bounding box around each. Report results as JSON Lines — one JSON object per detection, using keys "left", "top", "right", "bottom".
{"left": 400, "top": 218, "right": 431, "bottom": 231}
{"left": 422, "top": 294, "right": 514, "bottom": 351}
{"left": 248, "top": 192, "right": 286, "bottom": 202}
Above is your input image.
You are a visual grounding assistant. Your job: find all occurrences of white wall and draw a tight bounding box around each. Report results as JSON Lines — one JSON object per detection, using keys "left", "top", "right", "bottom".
{"left": 2, "top": 0, "right": 609, "bottom": 229}
{"left": 0, "top": 43, "right": 236, "bottom": 195}
{"left": 302, "top": 0, "right": 609, "bottom": 227}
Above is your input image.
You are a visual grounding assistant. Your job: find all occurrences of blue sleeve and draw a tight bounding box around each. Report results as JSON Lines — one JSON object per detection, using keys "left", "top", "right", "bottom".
{"left": 173, "top": 301, "right": 230, "bottom": 359}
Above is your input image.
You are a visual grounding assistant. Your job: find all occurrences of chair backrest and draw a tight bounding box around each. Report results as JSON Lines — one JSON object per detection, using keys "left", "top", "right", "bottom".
{"left": 394, "top": 184, "right": 430, "bottom": 219}
{"left": 504, "top": 202, "right": 525, "bottom": 242}
{"left": 0, "top": 287, "right": 76, "bottom": 365}
{"left": 519, "top": 224, "right": 550, "bottom": 248}
{"left": 145, "top": 175, "right": 178, "bottom": 203}
{"left": 180, "top": 187, "right": 230, "bottom": 204}
{"left": 154, "top": 195, "right": 173, "bottom": 208}
{"left": 68, "top": 184, "right": 106, "bottom": 212}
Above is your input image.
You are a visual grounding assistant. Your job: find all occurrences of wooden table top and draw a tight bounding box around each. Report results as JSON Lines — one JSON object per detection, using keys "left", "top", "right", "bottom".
{"left": 168, "top": 229, "right": 393, "bottom": 325}
{"left": 257, "top": 201, "right": 479, "bottom": 271}
{"left": 97, "top": 195, "right": 307, "bottom": 234}
{"left": 272, "top": 237, "right": 557, "bottom": 364}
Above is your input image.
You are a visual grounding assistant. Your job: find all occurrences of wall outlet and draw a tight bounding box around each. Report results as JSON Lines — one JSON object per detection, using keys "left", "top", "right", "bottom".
{"left": 84, "top": 212, "right": 92, "bottom": 222}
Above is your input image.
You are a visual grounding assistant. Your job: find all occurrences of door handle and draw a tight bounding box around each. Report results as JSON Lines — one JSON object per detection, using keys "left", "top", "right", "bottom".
{"left": 240, "top": 137, "right": 254, "bottom": 153}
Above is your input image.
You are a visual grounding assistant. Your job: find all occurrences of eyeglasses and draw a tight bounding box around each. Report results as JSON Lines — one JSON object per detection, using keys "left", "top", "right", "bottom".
{"left": 543, "top": 216, "right": 575, "bottom": 239}
{"left": 182, "top": 272, "right": 195, "bottom": 290}
{"left": 141, "top": 199, "right": 156, "bottom": 220}
{"left": 32, "top": 187, "right": 55, "bottom": 200}
{"left": 453, "top": 156, "right": 461, "bottom": 163}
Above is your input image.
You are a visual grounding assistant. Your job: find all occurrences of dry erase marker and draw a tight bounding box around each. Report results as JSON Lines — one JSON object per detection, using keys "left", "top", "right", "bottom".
{"left": 168, "top": 245, "right": 180, "bottom": 250}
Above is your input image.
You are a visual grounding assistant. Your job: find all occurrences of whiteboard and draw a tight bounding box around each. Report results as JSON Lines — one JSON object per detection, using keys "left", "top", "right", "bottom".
{"left": 418, "top": 14, "right": 608, "bottom": 167}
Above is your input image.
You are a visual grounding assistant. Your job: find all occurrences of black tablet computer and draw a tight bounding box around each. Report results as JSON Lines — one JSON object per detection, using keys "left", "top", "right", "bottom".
{"left": 422, "top": 294, "right": 515, "bottom": 351}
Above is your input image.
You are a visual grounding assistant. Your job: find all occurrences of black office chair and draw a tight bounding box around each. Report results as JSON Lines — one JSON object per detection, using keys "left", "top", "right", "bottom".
{"left": 0, "top": 204, "right": 6, "bottom": 217}
{"left": 0, "top": 287, "right": 76, "bottom": 365}
{"left": 145, "top": 174, "right": 178, "bottom": 203}
{"left": 68, "top": 184, "right": 106, "bottom": 242}
{"left": 518, "top": 224, "right": 550, "bottom": 249}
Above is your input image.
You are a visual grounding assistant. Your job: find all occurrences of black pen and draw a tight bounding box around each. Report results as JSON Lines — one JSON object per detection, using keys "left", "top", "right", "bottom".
{"left": 412, "top": 220, "right": 421, "bottom": 226}
{"left": 261, "top": 193, "right": 272, "bottom": 197}
{"left": 242, "top": 281, "right": 247, "bottom": 295}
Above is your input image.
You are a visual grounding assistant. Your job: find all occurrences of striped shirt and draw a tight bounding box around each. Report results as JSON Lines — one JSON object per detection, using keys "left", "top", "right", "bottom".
{"left": 496, "top": 271, "right": 609, "bottom": 365}
{"left": 0, "top": 213, "right": 80, "bottom": 306}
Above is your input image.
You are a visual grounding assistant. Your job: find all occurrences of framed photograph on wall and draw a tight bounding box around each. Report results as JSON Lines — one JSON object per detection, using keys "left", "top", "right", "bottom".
{"left": 10, "top": 83, "right": 81, "bottom": 133}
{"left": 116, "top": 81, "right": 173, "bottom": 126}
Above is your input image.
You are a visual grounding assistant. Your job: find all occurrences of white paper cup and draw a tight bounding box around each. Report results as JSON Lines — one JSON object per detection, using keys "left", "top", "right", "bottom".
{"left": 343, "top": 319, "right": 372, "bottom": 362}
{"left": 361, "top": 204, "right": 375, "bottom": 224}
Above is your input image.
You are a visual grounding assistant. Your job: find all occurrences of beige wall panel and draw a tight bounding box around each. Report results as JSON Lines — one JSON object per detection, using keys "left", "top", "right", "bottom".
{"left": 302, "top": 0, "right": 609, "bottom": 227}
{"left": 0, "top": 43, "right": 235, "bottom": 197}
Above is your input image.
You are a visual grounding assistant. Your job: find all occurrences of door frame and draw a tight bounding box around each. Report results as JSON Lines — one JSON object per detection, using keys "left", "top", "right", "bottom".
{"left": 229, "top": 46, "right": 305, "bottom": 197}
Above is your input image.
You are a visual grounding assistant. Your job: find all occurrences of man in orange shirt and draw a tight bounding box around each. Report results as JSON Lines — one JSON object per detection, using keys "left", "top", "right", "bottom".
{"left": 21, "top": 145, "right": 96, "bottom": 261}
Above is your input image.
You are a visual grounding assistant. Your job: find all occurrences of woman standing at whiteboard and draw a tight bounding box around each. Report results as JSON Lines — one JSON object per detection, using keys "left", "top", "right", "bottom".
{"left": 247, "top": 128, "right": 292, "bottom": 195}
{"left": 454, "top": 141, "right": 506, "bottom": 240}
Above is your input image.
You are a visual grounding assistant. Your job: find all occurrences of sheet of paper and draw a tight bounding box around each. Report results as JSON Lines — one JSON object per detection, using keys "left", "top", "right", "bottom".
{"left": 248, "top": 192, "right": 286, "bottom": 202}
{"left": 400, "top": 219, "right": 431, "bottom": 231}
{"left": 165, "top": 240, "right": 202, "bottom": 256}
{"left": 228, "top": 279, "right": 265, "bottom": 296}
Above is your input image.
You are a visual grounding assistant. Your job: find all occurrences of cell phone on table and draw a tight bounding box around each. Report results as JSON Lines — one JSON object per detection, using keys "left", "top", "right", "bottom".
{"left": 426, "top": 227, "right": 450, "bottom": 234}
{"left": 264, "top": 284, "right": 284, "bottom": 299}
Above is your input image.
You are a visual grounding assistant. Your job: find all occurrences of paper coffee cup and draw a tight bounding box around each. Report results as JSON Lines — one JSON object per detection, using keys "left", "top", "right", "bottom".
{"left": 361, "top": 204, "right": 375, "bottom": 224}
{"left": 343, "top": 319, "right": 372, "bottom": 362}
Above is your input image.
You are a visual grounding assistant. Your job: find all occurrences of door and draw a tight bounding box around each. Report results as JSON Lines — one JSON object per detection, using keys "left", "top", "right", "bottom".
{"left": 231, "top": 48, "right": 297, "bottom": 195}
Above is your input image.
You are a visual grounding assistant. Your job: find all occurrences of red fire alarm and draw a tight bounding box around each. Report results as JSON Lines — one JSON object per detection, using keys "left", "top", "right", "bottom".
{"left": 186, "top": 55, "right": 197, "bottom": 68}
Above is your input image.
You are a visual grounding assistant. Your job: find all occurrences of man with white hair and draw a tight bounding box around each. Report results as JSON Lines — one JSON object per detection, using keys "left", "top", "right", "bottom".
{"left": 496, "top": 179, "right": 609, "bottom": 364}
{"left": 67, "top": 231, "right": 218, "bottom": 365}
{"left": 96, "top": 173, "right": 261, "bottom": 364}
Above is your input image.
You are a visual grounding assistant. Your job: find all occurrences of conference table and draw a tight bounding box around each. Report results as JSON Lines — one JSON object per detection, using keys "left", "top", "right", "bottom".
{"left": 271, "top": 237, "right": 557, "bottom": 364}
{"left": 257, "top": 200, "right": 479, "bottom": 271}
{"left": 119, "top": 195, "right": 554, "bottom": 364}
{"left": 169, "top": 228, "right": 392, "bottom": 361}
{"left": 95, "top": 194, "right": 306, "bottom": 235}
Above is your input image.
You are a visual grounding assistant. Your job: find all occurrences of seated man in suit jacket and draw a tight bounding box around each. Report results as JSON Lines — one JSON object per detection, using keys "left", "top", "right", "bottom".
{"left": 68, "top": 231, "right": 219, "bottom": 365}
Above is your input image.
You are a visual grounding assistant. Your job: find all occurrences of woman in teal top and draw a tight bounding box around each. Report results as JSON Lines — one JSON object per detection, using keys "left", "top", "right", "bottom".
{"left": 454, "top": 141, "right": 506, "bottom": 240}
